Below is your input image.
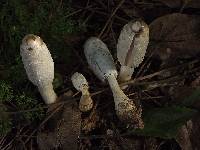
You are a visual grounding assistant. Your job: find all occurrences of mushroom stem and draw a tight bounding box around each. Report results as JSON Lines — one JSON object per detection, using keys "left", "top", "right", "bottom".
{"left": 118, "top": 66, "right": 134, "bottom": 82}
{"left": 71, "top": 72, "right": 93, "bottom": 112}
{"left": 82, "top": 89, "right": 90, "bottom": 96}
{"left": 106, "top": 74, "right": 144, "bottom": 128}
{"left": 106, "top": 74, "right": 130, "bottom": 106}
{"left": 38, "top": 83, "right": 57, "bottom": 105}
{"left": 79, "top": 88, "right": 93, "bottom": 112}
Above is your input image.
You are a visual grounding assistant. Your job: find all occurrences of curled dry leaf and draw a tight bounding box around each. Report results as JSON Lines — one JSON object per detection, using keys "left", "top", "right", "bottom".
{"left": 154, "top": 0, "right": 200, "bottom": 9}
{"left": 149, "top": 13, "right": 200, "bottom": 61}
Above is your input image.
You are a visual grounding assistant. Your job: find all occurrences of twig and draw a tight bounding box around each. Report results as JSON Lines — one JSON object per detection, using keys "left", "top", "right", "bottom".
{"left": 0, "top": 136, "right": 6, "bottom": 149}
{"left": 6, "top": 106, "right": 48, "bottom": 115}
{"left": 78, "top": 131, "right": 138, "bottom": 140}
{"left": 98, "top": 0, "right": 125, "bottom": 38}
{"left": 101, "top": 20, "right": 114, "bottom": 39}
{"left": 135, "top": 51, "right": 154, "bottom": 78}
{"left": 64, "top": 5, "right": 94, "bottom": 18}
{"left": 94, "top": 0, "right": 107, "bottom": 10}
{"left": 141, "top": 96, "right": 164, "bottom": 100}
{"left": 128, "top": 59, "right": 199, "bottom": 83}
{"left": 1, "top": 135, "right": 17, "bottom": 150}
{"left": 110, "top": 24, "right": 117, "bottom": 46}
{"left": 89, "top": 9, "right": 128, "bottom": 23}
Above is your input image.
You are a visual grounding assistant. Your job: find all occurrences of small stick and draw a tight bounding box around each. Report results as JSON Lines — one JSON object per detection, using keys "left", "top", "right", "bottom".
{"left": 98, "top": 0, "right": 125, "bottom": 38}
{"left": 64, "top": 5, "right": 94, "bottom": 18}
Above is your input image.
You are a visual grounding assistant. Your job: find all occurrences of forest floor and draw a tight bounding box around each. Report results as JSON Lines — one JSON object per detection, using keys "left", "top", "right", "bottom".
{"left": 0, "top": 0, "right": 200, "bottom": 149}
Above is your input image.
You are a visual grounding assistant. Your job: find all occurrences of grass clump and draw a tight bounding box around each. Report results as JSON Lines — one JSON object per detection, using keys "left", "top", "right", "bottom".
{"left": 0, "top": 0, "right": 82, "bottom": 64}
{"left": 14, "top": 93, "right": 45, "bottom": 123}
{"left": 0, "top": 81, "right": 13, "bottom": 136}
{"left": 0, "top": 81, "right": 45, "bottom": 136}
{"left": 0, "top": 81, "right": 14, "bottom": 102}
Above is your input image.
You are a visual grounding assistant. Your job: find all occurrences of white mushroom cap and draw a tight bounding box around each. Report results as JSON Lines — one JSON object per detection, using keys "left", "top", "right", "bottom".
{"left": 20, "top": 34, "right": 54, "bottom": 87}
{"left": 117, "top": 20, "right": 149, "bottom": 83}
{"left": 84, "top": 37, "right": 117, "bottom": 82}
{"left": 20, "top": 34, "right": 57, "bottom": 104}
{"left": 71, "top": 72, "right": 89, "bottom": 92}
{"left": 117, "top": 20, "right": 149, "bottom": 68}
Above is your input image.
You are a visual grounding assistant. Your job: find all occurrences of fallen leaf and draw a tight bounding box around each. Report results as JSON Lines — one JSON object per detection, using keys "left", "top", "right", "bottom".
{"left": 120, "top": 5, "right": 140, "bottom": 18}
{"left": 149, "top": 13, "right": 200, "bottom": 61}
{"left": 181, "top": 86, "right": 200, "bottom": 108}
{"left": 176, "top": 114, "right": 200, "bottom": 150}
{"left": 37, "top": 95, "right": 81, "bottom": 150}
{"left": 82, "top": 108, "right": 100, "bottom": 134}
{"left": 128, "top": 106, "right": 197, "bottom": 139}
{"left": 153, "top": 0, "right": 182, "bottom": 8}
{"left": 154, "top": 0, "right": 200, "bottom": 9}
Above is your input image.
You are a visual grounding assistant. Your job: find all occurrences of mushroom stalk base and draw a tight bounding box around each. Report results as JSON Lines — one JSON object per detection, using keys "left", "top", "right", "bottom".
{"left": 118, "top": 66, "right": 134, "bottom": 82}
{"left": 38, "top": 83, "right": 57, "bottom": 104}
{"left": 107, "top": 74, "right": 144, "bottom": 128}
{"left": 79, "top": 90, "right": 93, "bottom": 112}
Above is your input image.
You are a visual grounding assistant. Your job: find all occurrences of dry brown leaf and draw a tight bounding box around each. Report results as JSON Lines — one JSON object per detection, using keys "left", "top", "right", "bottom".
{"left": 176, "top": 114, "right": 200, "bottom": 150}
{"left": 188, "top": 0, "right": 200, "bottom": 8}
{"left": 153, "top": 0, "right": 182, "bottom": 8}
{"left": 82, "top": 108, "right": 100, "bottom": 134}
{"left": 149, "top": 13, "right": 200, "bottom": 61}
{"left": 120, "top": 5, "right": 140, "bottom": 18}
{"left": 154, "top": 0, "right": 200, "bottom": 8}
{"left": 37, "top": 101, "right": 81, "bottom": 150}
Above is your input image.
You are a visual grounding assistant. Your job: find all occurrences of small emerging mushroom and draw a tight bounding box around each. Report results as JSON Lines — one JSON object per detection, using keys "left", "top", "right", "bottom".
{"left": 117, "top": 20, "right": 149, "bottom": 82}
{"left": 84, "top": 37, "right": 143, "bottom": 128}
{"left": 71, "top": 72, "right": 93, "bottom": 112}
{"left": 20, "top": 34, "right": 57, "bottom": 104}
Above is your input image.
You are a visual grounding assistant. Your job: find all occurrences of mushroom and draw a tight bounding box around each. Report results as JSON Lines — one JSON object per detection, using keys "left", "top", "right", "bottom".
{"left": 71, "top": 72, "right": 93, "bottom": 112}
{"left": 84, "top": 37, "right": 143, "bottom": 128}
{"left": 20, "top": 34, "right": 57, "bottom": 104}
{"left": 117, "top": 20, "right": 149, "bottom": 82}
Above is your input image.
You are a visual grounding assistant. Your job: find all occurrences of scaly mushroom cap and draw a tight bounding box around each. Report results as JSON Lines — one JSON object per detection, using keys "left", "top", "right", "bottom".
{"left": 117, "top": 20, "right": 149, "bottom": 68}
{"left": 71, "top": 72, "right": 89, "bottom": 92}
{"left": 84, "top": 37, "right": 117, "bottom": 82}
{"left": 20, "top": 34, "right": 54, "bottom": 87}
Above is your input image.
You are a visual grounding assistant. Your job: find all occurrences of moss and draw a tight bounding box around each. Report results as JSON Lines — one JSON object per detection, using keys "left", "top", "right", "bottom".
{"left": 0, "top": 0, "right": 84, "bottom": 136}
{"left": 0, "top": 81, "right": 13, "bottom": 136}
{"left": 0, "top": 0, "right": 82, "bottom": 64}
{"left": 14, "top": 93, "right": 45, "bottom": 122}
{"left": 0, "top": 106, "right": 12, "bottom": 136}
{"left": 0, "top": 81, "right": 14, "bottom": 102}
{"left": 0, "top": 81, "right": 45, "bottom": 135}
